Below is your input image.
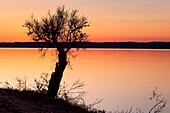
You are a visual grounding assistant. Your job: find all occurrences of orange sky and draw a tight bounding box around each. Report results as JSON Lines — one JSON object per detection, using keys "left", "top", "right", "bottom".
{"left": 0, "top": 0, "right": 170, "bottom": 42}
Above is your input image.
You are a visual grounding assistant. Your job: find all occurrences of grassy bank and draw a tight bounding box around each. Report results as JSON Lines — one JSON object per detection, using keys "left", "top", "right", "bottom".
{"left": 0, "top": 88, "right": 104, "bottom": 113}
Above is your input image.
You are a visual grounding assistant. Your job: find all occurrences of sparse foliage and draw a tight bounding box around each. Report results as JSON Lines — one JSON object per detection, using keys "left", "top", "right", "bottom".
{"left": 0, "top": 81, "right": 12, "bottom": 89}
{"left": 32, "top": 75, "right": 102, "bottom": 110}
{"left": 148, "top": 87, "right": 166, "bottom": 113}
{"left": 32, "top": 73, "right": 49, "bottom": 93}
{"left": 58, "top": 79, "right": 86, "bottom": 103}
{"left": 111, "top": 88, "right": 166, "bottom": 113}
{"left": 24, "top": 5, "right": 89, "bottom": 97}
{"left": 0, "top": 76, "right": 167, "bottom": 113}
{"left": 58, "top": 79, "right": 103, "bottom": 111}
{"left": 15, "top": 77, "right": 28, "bottom": 90}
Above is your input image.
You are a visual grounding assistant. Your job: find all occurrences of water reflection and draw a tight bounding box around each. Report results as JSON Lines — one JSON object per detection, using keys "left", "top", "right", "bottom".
{"left": 0, "top": 49, "right": 170, "bottom": 112}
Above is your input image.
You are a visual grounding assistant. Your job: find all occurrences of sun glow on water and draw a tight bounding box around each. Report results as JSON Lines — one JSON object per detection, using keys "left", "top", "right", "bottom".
{"left": 0, "top": 49, "right": 170, "bottom": 112}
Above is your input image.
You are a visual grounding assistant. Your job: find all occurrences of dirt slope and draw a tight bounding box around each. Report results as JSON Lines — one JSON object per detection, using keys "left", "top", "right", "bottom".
{"left": 0, "top": 89, "right": 90, "bottom": 113}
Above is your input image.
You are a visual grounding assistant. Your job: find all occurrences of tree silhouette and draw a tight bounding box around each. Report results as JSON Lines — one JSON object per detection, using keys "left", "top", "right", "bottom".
{"left": 24, "top": 6, "right": 89, "bottom": 98}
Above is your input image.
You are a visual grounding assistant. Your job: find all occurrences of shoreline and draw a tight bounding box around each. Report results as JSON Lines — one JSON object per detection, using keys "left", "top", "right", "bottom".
{"left": 0, "top": 42, "right": 170, "bottom": 49}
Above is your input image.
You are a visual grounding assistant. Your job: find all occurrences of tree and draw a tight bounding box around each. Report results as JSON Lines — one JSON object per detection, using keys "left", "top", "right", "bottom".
{"left": 24, "top": 6, "right": 89, "bottom": 98}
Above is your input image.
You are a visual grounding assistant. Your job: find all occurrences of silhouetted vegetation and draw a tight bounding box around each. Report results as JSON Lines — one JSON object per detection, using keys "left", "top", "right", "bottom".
{"left": 0, "top": 4, "right": 167, "bottom": 113}
{"left": 111, "top": 88, "right": 166, "bottom": 113}
{"left": 32, "top": 74, "right": 103, "bottom": 110}
{"left": 24, "top": 6, "right": 89, "bottom": 98}
{"left": 0, "top": 75, "right": 104, "bottom": 113}
{"left": 0, "top": 75, "right": 167, "bottom": 113}
{"left": 148, "top": 87, "right": 166, "bottom": 113}
{"left": 0, "top": 88, "right": 104, "bottom": 113}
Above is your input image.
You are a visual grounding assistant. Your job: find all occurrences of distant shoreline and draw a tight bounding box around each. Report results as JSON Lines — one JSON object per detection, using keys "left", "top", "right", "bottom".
{"left": 0, "top": 42, "right": 170, "bottom": 49}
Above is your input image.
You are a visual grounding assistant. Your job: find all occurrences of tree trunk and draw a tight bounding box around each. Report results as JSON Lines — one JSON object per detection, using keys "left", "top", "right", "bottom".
{"left": 47, "top": 51, "right": 67, "bottom": 98}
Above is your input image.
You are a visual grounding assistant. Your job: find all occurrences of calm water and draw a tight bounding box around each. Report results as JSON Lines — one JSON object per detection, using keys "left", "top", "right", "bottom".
{"left": 0, "top": 49, "right": 170, "bottom": 112}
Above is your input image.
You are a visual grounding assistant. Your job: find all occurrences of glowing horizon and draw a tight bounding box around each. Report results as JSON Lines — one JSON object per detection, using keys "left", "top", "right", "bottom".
{"left": 0, "top": 0, "right": 170, "bottom": 42}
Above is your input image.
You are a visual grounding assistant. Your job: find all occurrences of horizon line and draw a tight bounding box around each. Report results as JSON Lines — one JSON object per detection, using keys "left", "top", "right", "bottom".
{"left": 0, "top": 42, "right": 170, "bottom": 49}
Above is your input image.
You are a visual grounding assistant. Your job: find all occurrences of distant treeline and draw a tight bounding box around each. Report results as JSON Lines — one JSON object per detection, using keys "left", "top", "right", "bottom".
{"left": 0, "top": 42, "right": 170, "bottom": 49}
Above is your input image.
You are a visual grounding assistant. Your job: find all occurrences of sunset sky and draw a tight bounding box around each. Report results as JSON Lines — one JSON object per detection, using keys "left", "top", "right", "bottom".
{"left": 0, "top": 0, "right": 170, "bottom": 42}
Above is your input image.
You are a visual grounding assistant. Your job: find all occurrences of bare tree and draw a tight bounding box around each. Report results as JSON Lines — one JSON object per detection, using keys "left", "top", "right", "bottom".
{"left": 24, "top": 6, "right": 89, "bottom": 98}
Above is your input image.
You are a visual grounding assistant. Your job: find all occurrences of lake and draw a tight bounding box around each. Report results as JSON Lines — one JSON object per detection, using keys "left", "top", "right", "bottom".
{"left": 0, "top": 48, "right": 170, "bottom": 112}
